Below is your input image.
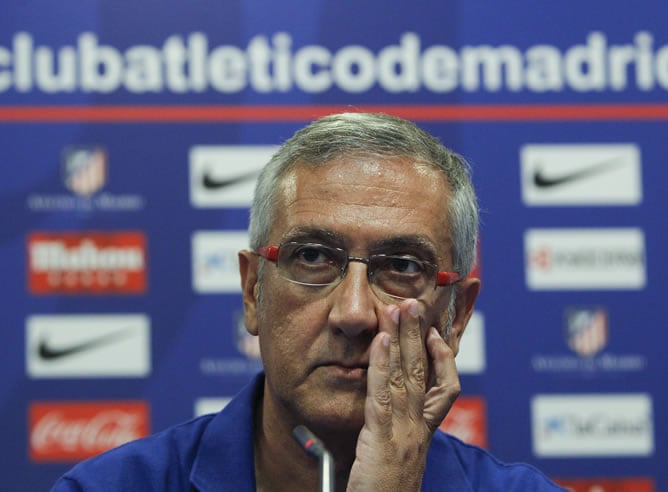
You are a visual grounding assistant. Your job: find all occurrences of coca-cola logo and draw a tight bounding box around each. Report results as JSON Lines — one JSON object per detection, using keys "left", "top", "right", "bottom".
{"left": 29, "top": 402, "right": 149, "bottom": 462}
{"left": 554, "top": 477, "right": 655, "bottom": 492}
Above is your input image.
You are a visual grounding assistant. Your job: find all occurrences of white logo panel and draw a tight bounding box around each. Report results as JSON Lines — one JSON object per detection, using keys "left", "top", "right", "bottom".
{"left": 521, "top": 144, "right": 642, "bottom": 206}
{"left": 525, "top": 228, "right": 646, "bottom": 290}
{"left": 189, "top": 145, "right": 278, "bottom": 208}
{"left": 456, "top": 311, "right": 485, "bottom": 374}
{"left": 532, "top": 394, "right": 654, "bottom": 457}
{"left": 26, "top": 314, "right": 150, "bottom": 378}
{"left": 192, "top": 231, "right": 249, "bottom": 293}
{"left": 194, "top": 398, "right": 233, "bottom": 417}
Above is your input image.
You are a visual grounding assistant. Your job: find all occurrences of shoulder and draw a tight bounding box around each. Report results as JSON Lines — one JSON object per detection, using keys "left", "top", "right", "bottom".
{"left": 52, "top": 414, "right": 216, "bottom": 491}
{"left": 425, "top": 431, "right": 566, "bottom": 491}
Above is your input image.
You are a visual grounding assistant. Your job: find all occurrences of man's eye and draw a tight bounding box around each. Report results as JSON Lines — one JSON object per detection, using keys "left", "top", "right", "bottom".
{"left": 295, "top": 247, "right": 329, "bottom": 264}
{"left": 388, "top": 257, "right": 422, "bottom": 274}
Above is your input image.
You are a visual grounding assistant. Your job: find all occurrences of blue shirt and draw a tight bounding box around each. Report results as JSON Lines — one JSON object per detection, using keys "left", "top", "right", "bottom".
{"left": 52, "top": 373, "right": 564, "bottom": 491}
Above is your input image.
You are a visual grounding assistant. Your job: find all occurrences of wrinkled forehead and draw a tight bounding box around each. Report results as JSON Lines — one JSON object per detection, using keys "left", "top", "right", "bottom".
{"left": 269, "top": 157, "right": 454, "bottom": 254}
{"left": 277, "top": 156, "right": 448, "bottom": 206}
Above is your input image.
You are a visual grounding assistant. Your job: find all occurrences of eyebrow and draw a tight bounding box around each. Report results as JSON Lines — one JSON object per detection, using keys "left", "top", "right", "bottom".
{"left": 281, "top": 227, "right": 440, "bottom": 260}
{"left": 282, "top": 227, "right": 345, "bottom": 245}
{"left": 370, "top": 236, "right": 439, "bottom": 261}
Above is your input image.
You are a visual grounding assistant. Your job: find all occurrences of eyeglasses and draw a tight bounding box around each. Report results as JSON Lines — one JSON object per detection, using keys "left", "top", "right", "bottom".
{"left": 256, "top": 242, "right": 460, "bottom": 301}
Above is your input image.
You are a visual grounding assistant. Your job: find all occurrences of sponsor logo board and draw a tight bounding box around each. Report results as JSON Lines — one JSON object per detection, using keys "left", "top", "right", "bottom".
{"left": 531, "top": 306, "right": 647, "bottom": 375}
{"left": 29, "top": 401, "right": 149, "bottom": 462}
{"left": 232, "top": 309, "right": 261, "bottom": 359}
{"left": 194, "top": 398, "right": 232, "bottom": 417}
{"left": 456, "top": 311, "right": 485, "bottom": 374}
{"left": 189, "top": 146, "right": 278, "bottom": 208}
{"left": 26, "top": 146, "right": 144, "bottom": 212}
{"left": 525, "top": 228, "right": 645, "bottom": 290}
{"left": 27, "top": 231, "right": 147, "bottom": 294}
{"left": 198, "top": 309, "right": 262, "bottom": 377}
{"left": 2, "top": 32, "right": 667, "bottom": 96}
{"left": 554, "top": 477, "right": 655, "bottom": 492}
{"left": 439, "top": 396, "right": 487, "bottom": 448}
{"left": 26, "top": 314, "right": 150, "bottom": 378}
{"left": 521, "top": 144, "right": 642, "bottom": 206}
{"left": 192, "top": 231, "right": 248, "bottom": 293}
{"left": 532, "top": 394, "right": 654, "bottom": 457}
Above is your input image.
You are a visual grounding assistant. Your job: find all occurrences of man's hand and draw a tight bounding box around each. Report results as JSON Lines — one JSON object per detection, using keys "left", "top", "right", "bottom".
{"left": 347, "top": 299, "right": 461, "bottom": 492}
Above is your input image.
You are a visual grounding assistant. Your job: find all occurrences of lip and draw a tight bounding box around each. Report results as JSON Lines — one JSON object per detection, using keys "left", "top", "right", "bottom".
{"left": 319, "top": 362, "right": 369, "bottom": 381}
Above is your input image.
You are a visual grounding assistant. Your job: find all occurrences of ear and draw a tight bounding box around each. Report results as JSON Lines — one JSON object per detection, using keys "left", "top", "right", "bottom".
{"left": 238, "top": 250, "right": 260, "bottom": 336}
{"left": 447, "top": 277, "right": 480, "bottom": 356}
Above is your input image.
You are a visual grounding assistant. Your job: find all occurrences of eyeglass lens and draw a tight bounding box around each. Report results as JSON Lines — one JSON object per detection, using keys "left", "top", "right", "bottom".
{"left": 277, "top": 242, "right": 434, "bottom": 300}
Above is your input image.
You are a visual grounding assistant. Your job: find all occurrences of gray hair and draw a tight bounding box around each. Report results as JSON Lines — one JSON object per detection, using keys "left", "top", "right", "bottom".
{"left": 248, "top": 112, "right": 478, "bottom": 277}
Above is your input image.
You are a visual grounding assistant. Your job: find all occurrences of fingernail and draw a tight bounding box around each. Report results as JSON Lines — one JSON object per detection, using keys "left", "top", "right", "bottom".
{"left": 408, "top": 300, "right": 419, "bottom": 318}
{"left": 390, "top": 306, "right": 399, "bottom": 324}
{"left": 382, "top": 333, "right": 390, "bottom": 346}
{"left": 429, "top": 326, "right": 440, "bottom": 339}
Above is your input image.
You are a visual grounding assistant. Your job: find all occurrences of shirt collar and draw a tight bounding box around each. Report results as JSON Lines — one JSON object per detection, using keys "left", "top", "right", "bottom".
{"left": 189, "top": 371, "right": 473, "bottom": 491}
{"left": 190, "top": 372, "right": 264, "bottom": 492}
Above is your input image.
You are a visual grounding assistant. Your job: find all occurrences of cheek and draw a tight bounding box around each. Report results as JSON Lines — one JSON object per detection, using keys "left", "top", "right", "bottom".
{"left": 255, "top": 284, "right": 327, "bottom": 360}
{"left": 423, "top": 294, "right": 452, "bottom": 337}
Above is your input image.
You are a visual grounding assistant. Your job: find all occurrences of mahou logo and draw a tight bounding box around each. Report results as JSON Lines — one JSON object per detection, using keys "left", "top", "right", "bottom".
{"left": 29, "top": 401, "right": 149, "bottom": 462}
{"left": 27, "top": 232, "right": 147, "bottom": 294}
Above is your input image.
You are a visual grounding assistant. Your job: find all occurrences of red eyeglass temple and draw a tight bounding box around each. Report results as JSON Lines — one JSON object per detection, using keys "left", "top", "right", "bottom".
{"left": 436, "top": 271, "right": 460, "bottom": 285}
{"left": 258, "top": 246, "right": 460, "bottom": 286}
{"left": 257, "top": 245, "right": 279, "bottom": 262}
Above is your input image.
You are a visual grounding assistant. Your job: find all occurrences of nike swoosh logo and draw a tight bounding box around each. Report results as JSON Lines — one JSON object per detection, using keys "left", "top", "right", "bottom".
{"left": 533, "top": 157, "right": 624, "bottom": 188}
{"left": 37, "top": 329, "right": 134, "bottom": 361}
{"left": 202, "top": 168, "right": 260, "bottom": 189}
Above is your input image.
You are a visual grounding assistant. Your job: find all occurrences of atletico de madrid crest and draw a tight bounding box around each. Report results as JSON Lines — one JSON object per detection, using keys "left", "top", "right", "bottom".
{"left": 61, "top": 145, "right": 108, "bottom": 197}
{"left": 564, "top": 307, "right": 609, "bottom": 357}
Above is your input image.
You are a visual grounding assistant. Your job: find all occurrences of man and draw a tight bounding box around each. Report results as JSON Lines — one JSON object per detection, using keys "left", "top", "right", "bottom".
{"left": 53, "top": 113, "right": 563, "bottom": 491}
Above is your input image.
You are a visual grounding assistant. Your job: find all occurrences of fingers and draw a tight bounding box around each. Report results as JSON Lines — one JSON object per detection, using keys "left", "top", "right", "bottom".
{"left": 353, "top": 301, "right": 457, "bottom": 491}
{"left": 373, "top": 300, "right": 426, "bottom": 421}
{"left": 365, "top": 330, "right": 392, "bottom": 436}
{"left": 397, "top": 300, "right": 427, "bottom": 421}
{"left": 365, "top": 300, "right": 418, "bottom": 435}
{"left": 368, "top": 299, "right": 455, "bottom": 435}
{"left": 423, "top": 326, "right": 461, "bottom": 430}
{"left": 386, "top": 304, "right": 404, "bottom": 396}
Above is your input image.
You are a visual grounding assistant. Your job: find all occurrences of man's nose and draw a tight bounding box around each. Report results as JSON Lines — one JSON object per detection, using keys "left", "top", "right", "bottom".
{"left": 327, "top": 261, "right": 379, "bottom": 338}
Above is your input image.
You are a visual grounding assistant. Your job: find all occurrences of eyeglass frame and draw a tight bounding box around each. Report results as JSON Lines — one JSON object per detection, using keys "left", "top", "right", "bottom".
{"left": 255, "top": 242, "right": 460, "bottom": 298}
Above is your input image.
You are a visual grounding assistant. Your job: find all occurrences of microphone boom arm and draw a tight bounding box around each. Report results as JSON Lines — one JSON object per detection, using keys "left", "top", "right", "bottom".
{"left": 292, "top": 424, "right": 335, "bottom": 492}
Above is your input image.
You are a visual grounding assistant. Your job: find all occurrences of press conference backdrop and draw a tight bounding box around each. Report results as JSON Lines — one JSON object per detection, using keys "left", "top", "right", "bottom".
{"left": 1, "top": 1, "right": 666, "bottom": 490}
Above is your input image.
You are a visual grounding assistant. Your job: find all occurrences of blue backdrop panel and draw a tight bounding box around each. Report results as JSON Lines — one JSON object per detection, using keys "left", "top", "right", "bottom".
{"left": 1, "top": 1, "right": 666, "bottom": 490}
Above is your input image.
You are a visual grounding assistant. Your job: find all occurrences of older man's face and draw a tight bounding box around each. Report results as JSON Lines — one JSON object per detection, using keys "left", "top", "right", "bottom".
{"left": 240, "top": 156, "right": 472, "bottom": 433}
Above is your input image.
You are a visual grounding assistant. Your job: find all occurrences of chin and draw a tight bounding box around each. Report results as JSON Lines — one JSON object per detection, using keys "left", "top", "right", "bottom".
{"left": 301, "top": 397, "right": 365, "bottom": 434}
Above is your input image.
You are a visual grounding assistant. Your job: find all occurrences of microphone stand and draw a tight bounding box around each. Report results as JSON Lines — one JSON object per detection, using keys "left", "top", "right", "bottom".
{"left": 292, "top": 425, "right": 335, "bottom": 492}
